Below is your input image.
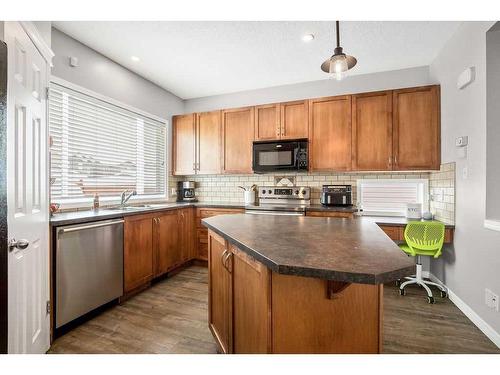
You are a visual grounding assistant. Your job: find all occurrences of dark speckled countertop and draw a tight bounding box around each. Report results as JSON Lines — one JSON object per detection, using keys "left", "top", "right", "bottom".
{"left": 202, "top": 214, "right": 416, "bottom": 284}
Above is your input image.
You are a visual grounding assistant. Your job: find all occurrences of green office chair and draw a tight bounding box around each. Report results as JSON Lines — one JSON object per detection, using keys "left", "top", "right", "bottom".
{"left": 397, "top": 221, "right": 447, "bottom": 304}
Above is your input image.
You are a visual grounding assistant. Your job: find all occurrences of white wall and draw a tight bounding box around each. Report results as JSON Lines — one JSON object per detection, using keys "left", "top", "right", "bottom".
{"left": 429, "top": 21, "right": 500, "bottom": 337}
{"left": 185, "top": 66, "right": 432, "bottom": 113}
{"left": 51, "top": 28, "right": 184, "bottom": 120}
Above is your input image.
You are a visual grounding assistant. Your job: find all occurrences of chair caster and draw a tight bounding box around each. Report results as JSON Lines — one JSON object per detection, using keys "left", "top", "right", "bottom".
{"left": 395, "top": 279, "right": 401, "bottom": 287}
{"left": 399, "top": 288, "right": 406, "bottom": 296}
{"left": 440, "top": 290, "right": 448, "bottom": 298}
{"left": 427, "top": 296, "right": 435, "bottom": 304}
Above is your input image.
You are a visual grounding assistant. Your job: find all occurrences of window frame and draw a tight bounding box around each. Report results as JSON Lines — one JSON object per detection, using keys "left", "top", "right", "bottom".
{"left": 49, "top": 76, "right": 169, "bottom": 209}
{"left": 356, "top": 178, "right": 429, "bottom": 217}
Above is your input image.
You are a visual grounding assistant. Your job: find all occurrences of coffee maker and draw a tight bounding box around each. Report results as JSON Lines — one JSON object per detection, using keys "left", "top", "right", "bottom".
{"left": 177, "top": 181, "right": 197, "bottom": 202}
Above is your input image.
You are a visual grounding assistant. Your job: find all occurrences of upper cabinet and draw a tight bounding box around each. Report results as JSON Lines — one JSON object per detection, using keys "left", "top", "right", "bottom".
{"left": 352, "top": 91, "right": 393, "bottom": 171}
{"left": 221, "top": 107, "right": 255, "bottom": 174}
{"left": 309, "top": 95, "right": 352, "bottom": 171}
{"left": 173, "top": 114, "right": 196, "bottom": 175}
{"left": 172, "top": 85, "right": 440, "bottom": 175}
{"left": 254, "top": 104, "right": 280, "bottom": 141}
{"left": 197, "top": 111, "right": 222, "bottom": 174}
{"left": 392, "top": 85, "right": 440, "bottom": 170}
{"left": 254, "top": 100, "right": 309, "bottom": 141}
{"left": 280, "top": 100, "right": 309, "bottom": 140}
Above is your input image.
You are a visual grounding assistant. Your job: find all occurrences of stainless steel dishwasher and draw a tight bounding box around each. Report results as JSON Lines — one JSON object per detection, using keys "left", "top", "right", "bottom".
{"left": 55, "top": 219, "right": 124, "bottom": 328}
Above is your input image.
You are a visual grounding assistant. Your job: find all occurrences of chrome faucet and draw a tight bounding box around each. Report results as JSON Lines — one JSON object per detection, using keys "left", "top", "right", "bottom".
{"left": 120, "top": 190, "right": 137, "bottom": 207}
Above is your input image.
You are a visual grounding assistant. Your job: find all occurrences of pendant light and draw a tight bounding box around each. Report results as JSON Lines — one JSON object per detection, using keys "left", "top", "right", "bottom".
{"left": 321, "top": 21, "right": 357, "bottom": 81}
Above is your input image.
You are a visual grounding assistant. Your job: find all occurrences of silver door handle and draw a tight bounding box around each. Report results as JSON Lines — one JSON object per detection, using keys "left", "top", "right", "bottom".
{"left": 58, "top": 219, "right": 124, "bottom": 236}
{"left": 9, "top": 238, "right": 29, "bottom": 251}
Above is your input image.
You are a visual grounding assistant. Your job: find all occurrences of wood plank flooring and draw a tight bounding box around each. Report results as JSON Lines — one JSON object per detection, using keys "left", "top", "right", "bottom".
{"left": 48, "top": 266, "right": 499, "bottom": 354}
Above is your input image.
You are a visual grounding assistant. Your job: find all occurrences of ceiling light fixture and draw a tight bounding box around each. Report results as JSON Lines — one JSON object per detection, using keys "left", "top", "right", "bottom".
{"left": 131, "top": 56, "right": 140, "bottom": 62}
{"left": 321, "top": 21, "right": 357, "bottom": 81}
{"left": 302, "top": 34, "right": 315, "bottom": 42}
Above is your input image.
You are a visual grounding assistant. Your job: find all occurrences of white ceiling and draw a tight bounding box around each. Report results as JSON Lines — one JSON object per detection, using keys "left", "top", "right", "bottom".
{"left": 53, "top": 21, "right": 461, "bottom": 100}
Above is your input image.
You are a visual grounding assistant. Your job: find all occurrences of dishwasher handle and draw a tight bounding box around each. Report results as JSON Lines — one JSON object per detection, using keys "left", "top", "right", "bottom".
{"left": 57, "top": 219, "right": 124, "bottom": 237}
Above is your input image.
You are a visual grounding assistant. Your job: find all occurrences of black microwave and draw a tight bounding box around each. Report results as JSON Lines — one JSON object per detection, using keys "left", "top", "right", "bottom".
{"left": 252, "top": 139, "right": 308, "bottom": 173}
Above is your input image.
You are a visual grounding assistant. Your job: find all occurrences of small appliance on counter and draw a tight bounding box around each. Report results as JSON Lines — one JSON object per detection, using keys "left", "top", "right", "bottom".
{"left": 406, "top": 203, "right": 422, "bottom": 219}
{"left": 177, "top": 181, "right": 197, "bottom": 202}
{"left": 320, "top": 185, "right": 352, "bottom": 206}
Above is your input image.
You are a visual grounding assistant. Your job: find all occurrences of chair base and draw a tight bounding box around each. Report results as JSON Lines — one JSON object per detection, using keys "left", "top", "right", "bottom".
{"left": 398, "top": 257, "right": 448, "bottom": 304}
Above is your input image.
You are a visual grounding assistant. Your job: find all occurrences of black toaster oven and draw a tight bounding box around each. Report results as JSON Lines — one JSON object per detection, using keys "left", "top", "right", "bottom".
{"left": 320, "top": 185, "right": 353, "bottom": 206}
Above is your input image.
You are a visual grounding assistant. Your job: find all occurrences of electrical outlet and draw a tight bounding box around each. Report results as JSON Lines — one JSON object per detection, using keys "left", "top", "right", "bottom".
{"left": 485, "top": 289, "right": 499, "bottom": 311}
{"left": 171, "top": 188, "right": 177, "bottom": 196}
{"left": 462, "top": 166, "right": 468, "bottom": 179}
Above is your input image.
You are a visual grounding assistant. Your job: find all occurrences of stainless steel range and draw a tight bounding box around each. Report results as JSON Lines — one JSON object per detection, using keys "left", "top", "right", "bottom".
{"left": 245, "top": 186, "right": 310, "bottom": 216}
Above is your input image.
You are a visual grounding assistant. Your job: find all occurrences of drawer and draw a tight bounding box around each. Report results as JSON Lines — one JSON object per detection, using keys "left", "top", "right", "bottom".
{"left": 306, "top": 211, "right": 354, "bottom": 218}
{"left": 379, "top": 225, "right": 404, "bottom": 241}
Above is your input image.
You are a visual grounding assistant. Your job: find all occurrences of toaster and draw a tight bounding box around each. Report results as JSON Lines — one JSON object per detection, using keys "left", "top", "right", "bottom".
{"left": 320, "top": 185, "right": 352, "bottom": 206}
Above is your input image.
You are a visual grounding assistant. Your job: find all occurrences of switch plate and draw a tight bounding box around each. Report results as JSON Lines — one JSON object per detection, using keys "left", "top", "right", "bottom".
{"left": 455, "top": 136, "right": 469, "bottom": 147}
{"left": 485, "top": 289, "right": 499, "bottom": 311}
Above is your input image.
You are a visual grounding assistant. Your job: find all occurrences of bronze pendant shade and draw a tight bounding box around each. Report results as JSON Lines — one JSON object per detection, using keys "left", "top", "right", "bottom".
{"left": 321, "top": 21, "right": 357, "bottom": 80}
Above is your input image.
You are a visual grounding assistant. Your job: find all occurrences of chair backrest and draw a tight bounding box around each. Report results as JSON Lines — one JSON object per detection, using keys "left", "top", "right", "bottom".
{"left": 404, "top": 221, "right": 445, "bottom": 253}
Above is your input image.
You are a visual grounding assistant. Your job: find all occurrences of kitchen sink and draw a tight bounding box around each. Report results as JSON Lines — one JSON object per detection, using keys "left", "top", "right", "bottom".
{"left": 107, "top": 203, "right": 173, "bottom": 211}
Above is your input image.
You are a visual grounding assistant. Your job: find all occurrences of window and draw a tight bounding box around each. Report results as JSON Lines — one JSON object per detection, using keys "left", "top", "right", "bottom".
{"left": 49, "top": 81, "right": 167, "bottom": 206}
{"left": 357, "top": 179, "right": 428, "bottom": 216}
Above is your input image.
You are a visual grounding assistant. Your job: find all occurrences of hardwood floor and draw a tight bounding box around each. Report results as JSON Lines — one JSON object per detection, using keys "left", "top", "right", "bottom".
{"left": 49, "top": 266, "right": 499, "bottom": 354}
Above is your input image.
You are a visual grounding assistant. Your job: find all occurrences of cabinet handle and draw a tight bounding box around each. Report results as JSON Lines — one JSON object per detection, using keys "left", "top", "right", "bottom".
{"left": 388, "top": 156, "right": 392, "bottom": 168}
{"left": 223, "top": 252, "right": 232, "bottom": 273}
{"left": 193, "top": 163, "right": 196, "bottom": 171}
{"left": 394, "top": 155, "right": 398, "bottom": 166}
{"left": 157, "top": 217, "right": 161, "bottom": 224}
{"left": 221, "top": 249, "right": 228, "bottom": 268}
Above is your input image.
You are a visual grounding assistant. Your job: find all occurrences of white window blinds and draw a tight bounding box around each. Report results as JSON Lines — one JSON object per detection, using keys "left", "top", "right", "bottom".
{"left": 358, "top": 179, "right": 428, "bottom": 216}
{"left": 49, "top": 82, "right": 167, "bottom": 203}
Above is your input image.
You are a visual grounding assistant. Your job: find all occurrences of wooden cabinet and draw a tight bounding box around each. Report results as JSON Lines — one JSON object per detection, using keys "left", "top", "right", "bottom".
{"left": 178, "top": 208, "right": 195, "bottom": 261}
{"left": 393, "top": 85, "right": 440, "bottom": 170}
{"left": 309, "top": 95, "right": 352, "bottom": 171}
{"left": 197, "top": 111, "right": 221, "bottom": 174}
{"left": 124, "top": 214, "right": 154, "bottom": 292}
{"left": 306, "top": 211, "right": 354, "bottom": 219}
{"left": 379, "top": 224, "right": 454, "bottom": 244}
{"left": 254, "top": 101, "right": 308, "bottom": 141}
{"left": 208, "top": 230, "right": 233, "bottom": 354}
{"left": 173, "top": 114, "right": 196, "bottom": 175}
{"left": 280, "top": 100, "right": 308, "bottom": 139}
{"left": 352, "top": 91, "right": 393, "bottom": 171}
{"left": 232, "top": 246, "right": 271, "bottom": 353}
{"left": 254, "top": 104, "right": 280, "bottom": 141}
{"left": 195, "top": 208, "right": 244, "bottom": 261}
{"left": 154, "top": 210, "right": 180, "bottom": 277}
{"left": 221, "top": 107, "right": 254, "bottom": 174}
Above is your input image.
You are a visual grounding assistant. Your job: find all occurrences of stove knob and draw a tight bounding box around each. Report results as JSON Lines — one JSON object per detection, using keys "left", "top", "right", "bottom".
{"left": 268, "top": 190, "right": 272, "bottom": 194}
{"left": 261, "top": 189, "right": 266, "bottom": 194}
{"left": 295, "top": 190, "right": 299, "bottom": 195}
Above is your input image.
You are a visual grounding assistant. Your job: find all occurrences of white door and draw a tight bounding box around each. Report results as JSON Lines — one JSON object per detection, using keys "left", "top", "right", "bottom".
{"left": 5, "top": 22, "right": 50, "bottom": 354}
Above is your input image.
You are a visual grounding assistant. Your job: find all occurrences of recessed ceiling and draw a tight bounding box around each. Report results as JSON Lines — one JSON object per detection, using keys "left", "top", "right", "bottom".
{"left": 53, "top": 21, "right": 461, "bottom": 99}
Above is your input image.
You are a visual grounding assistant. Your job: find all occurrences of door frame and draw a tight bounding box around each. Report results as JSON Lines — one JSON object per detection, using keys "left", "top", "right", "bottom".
{"left": 0, "top": 21, "right": 53, "bottom": 354}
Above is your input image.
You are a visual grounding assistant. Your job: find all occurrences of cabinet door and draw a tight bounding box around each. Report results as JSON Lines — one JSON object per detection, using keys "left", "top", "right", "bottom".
{"left": 254, "top": 104, "right": 280, "bottom": 141}
{"left": 232, "top": 246, "right": 271, "bottom": 353}
{"left": 352, "top": 91, "right": 393, "bottom": 171}
{"left": 393, "top": 85, "right": 440, "bottom": 170}
{"left": 178, "top": 208, "right": 195, "bottom": 261}
{"left": 154, "top": 211, "right": 180, "bottom": 276}
{"left": 124, "top": 214, "right": 154, "bottom": 292}
{"left": 208, "top": 230, "right": 233, "bottom": 353}
{"left": 173, "top": 114, "right": 196, "bottom": 175}
{"left": 197, "top": 111, "right": 221, "bottom": 174}
{"left": 221, "top": 107, "right": 254, "bottom": 174}
{"left": 280, "top": 100, "right": 308, "bottom": 139}
{"left": 309, "top": 96, "right": 352, "bottom": 171}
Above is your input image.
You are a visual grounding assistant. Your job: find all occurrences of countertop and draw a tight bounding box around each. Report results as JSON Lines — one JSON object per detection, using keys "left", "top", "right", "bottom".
{"left": 202, "top": 214, "right": 415, "bottom": 284}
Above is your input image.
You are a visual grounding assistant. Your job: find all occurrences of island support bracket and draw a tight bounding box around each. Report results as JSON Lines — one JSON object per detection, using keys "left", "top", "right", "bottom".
{"left": 327, "top": 280, "right": 351, "bottom": 299}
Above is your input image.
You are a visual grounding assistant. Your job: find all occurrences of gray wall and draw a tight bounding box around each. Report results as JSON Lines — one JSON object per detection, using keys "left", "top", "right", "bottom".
{"left": 486, "top": 24, "right": 500, "bottom": 221}
{"left": 184, "top": 66, "right": 432, "bottom": 112}
{"left": 429, "top": 21, "right": 500, "bottom": 337}
{"left": 51, "top": 28, "right": 184, "bottom": 120}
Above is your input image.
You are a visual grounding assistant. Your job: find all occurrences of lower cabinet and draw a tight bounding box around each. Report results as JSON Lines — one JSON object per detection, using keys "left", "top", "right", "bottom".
{"left": 208, "top": 230, "right": 272, "bottom": 353}
{"left": 208, "top": 230, "right": 233, "bottom": 353}
{"left": 124, "top": 208, "right": 196, "bottom": 293}
{"left": 124, "top": 214, "right": 155, "bottom": 293}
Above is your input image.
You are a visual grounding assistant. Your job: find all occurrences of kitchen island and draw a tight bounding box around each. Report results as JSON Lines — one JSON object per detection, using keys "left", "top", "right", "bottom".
{"left": 202, "top": 214, "right": 415, "bottom": 354}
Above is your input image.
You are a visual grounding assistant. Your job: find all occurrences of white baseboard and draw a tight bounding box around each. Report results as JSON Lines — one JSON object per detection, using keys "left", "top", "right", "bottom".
{"left": 424, "top": 273, "right": 500, "bottom": 349}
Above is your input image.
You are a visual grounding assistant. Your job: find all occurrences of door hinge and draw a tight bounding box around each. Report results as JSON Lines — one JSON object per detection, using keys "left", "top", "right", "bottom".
{"left": 46, "top": 300, "right": 51, "bottom": 314}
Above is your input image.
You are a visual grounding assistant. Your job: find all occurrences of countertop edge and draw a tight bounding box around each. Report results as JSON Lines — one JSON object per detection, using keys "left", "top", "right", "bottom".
{"left": 202, "top": 217, "right": 415, "bottom": 285}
